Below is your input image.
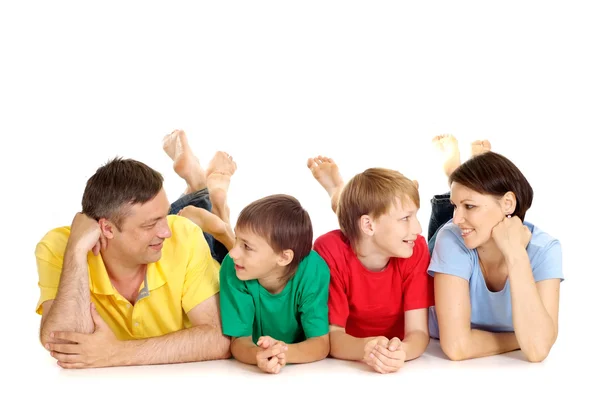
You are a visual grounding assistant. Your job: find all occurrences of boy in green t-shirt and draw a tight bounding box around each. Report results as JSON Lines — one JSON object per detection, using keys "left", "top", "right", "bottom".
{"left": 218, "top": 194, "right": 330, "bottom": 374}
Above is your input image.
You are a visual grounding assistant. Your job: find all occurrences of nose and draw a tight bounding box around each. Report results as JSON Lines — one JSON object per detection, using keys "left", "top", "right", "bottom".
{"left": 452, "top": 207, "right": 464, "bottom": 225}
{"left": 229, "top": 244, "right": 240, "bottom": 261}
{"left": 413, "top": 217, "right": 423, "bottom": 236}
{"left": 157, "top": 218, "right": 172, "bottom": 239}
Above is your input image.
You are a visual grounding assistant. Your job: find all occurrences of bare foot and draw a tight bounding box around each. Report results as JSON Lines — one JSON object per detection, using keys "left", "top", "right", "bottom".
{"left": 470, "top": 140, "right": 492, "bottom": 157}
{"left": 307, "top": 156, "right": 344, "bottom": 213}
{"left": 432, "top": 134, "right": 461, "bottom": 178}
{"left": 162, "top": 130, "right": 206, "bottom": 193}
{"left": 206, "top": 151, "right": 237, "bottom": 224}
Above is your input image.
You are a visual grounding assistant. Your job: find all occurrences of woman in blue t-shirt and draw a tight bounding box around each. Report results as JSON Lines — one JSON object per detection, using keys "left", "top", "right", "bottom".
{"left": 427, "top": 135, "right": 563, "bottom": 362}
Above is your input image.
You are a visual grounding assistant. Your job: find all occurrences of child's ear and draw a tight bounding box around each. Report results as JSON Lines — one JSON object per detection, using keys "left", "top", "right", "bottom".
{"left": 359, "top": 215, "right": 375, "bottom": 237}
{"left": 277, "top": 249, "right": 294, "bottom": 267}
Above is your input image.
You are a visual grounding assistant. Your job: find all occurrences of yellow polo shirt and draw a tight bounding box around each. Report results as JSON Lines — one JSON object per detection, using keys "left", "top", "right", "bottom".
{"left": 35, "top": 215, "right": 221, "bottom": 340}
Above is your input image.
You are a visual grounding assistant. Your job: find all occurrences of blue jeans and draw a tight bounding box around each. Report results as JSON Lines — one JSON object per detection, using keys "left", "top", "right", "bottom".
{"left": 427, "top": 192, "right": 454, "bottom": 255}
{"left": 168, "top": 188, "right": 229, "bottom": 264}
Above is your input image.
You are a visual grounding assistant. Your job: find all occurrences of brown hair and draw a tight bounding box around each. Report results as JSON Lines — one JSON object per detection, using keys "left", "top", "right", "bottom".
{"left": 82, "top": 157, "right": 164, "bottom": 230}
{"left": 337, "top": 168, "right": 420, "bottom": 247}
{"left": 450, "top": 152, "right": 533, "bottom": 221}
{"left": 236, "top": 194, "right": 313, "bottom": 282}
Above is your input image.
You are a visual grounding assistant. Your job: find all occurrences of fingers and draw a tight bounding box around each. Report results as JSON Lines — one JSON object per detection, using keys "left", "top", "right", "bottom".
{"left": 92, "top": 242, "right": 100, "bottom": 256}
{"left": 257, "top": 336, "right": 274, "bottom": 349}
{"left": 50, "top": 331, "right": 85, "bottom": 344}
{"left": 258, "top": 343, "right": 288, "bottom": 359}
{"left": 46, "top": 343, "right": 80, "bottom": 354}
{"left": 50, "top": 351, "right": 81, "bottom": 363}
{"left": 368, "top": 352, "right": 398, "bottom": 374}
{"left": 57, "top": 361, "right": 87, "bottom": 369}
{"left": 387, "top": 337, "right": 402, "bottom": 352}
{"left": 374, "top": 345, "right": 406, "bottom": 363}
{"left": 259, "top": 356, "right": 281, "bottom": 374}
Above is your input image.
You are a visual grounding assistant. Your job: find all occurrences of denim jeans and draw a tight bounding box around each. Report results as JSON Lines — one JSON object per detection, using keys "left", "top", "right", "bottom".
{"left": 168, "top": 188, "right": 229, "bottom": 264}
{"left": 427, "top": 192, "right": 454, "bottom": 255}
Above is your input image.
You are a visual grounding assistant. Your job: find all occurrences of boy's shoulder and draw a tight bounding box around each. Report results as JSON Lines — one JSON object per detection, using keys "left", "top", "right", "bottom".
{"left": 295, "top": 250, "right": 330, "bottom": 278}
{"left": 313, "top": 229, "right": 351, "bottom": 254}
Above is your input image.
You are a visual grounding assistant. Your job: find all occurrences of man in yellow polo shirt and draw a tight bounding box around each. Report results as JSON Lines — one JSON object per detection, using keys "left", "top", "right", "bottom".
{"left": 36, "top": 130, "right": 235, "bottom": 368}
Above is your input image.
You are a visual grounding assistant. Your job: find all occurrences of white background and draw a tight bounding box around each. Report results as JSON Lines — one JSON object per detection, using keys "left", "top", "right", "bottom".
{"left": 0, "top": 1, "right": 597, "bottom": 398}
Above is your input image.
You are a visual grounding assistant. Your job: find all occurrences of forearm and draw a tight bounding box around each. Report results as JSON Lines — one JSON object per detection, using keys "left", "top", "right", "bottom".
{"left": 41, "top": 247, "right": 93, "bottom": 343}
{"left": 230, "top": 336, "right": 260, "bottom": 365}
{"left": 117, "top": 325, "right": 230, "bottom": 366}
{"left": 329, "top": 330, "right": 369, "bottom": 361}
{"left": 443, "top": 329, "right": 519, "bottom": 361}
{"left": 286, "top": 335, "right": 329, "bottom": 364}
{"left": 507, "top": 249, "right": 556, "bottom": 361}
{"left": 402, "top": 331, "right": 430, "bottom": 361}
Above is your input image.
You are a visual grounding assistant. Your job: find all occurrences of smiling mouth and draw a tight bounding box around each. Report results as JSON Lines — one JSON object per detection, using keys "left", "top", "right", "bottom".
{"left": 460, "top": 228, "right": 474, "bottom": 237}
{"left": 235, "top": 264, "right": 245, "bottom": 271}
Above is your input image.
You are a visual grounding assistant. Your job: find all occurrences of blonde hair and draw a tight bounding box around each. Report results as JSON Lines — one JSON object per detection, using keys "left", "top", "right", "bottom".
{"left": 336, "top": 168, "right": 419, "bottom": 247}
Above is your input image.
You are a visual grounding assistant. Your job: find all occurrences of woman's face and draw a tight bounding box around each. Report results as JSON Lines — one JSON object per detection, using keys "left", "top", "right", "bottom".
{"left": 450, "top": 182, "right": 508, "bottom": 249}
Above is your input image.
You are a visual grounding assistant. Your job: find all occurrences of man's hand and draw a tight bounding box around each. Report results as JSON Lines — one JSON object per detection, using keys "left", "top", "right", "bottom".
{"left": 363, "top": 336, "right": 406, "bottom": 374}
{"left": 256, "top": 336, "right": 287, "bottom": 374}
{"left": 46, "top": 303, "right": 122, "bottom": 369}
{"left": 67, "top": 213, "right": 107, "bottom": 256}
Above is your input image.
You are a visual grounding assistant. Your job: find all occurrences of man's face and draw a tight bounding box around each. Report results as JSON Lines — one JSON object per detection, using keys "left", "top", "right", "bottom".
{"left": 110, "top": 189, "right": 172, "bottom": 265}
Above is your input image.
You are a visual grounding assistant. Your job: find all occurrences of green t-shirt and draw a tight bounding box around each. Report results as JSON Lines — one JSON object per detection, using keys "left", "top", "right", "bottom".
{"left": 219, "top": 250, "right": 330, "bottom": 344}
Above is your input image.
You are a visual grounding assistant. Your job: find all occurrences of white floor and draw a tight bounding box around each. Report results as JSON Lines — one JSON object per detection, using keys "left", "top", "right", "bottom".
{"left": 2, "top": 1, "right": 598, "bottom": 397}
{"left": 13, "top": 331, "right": 592, "bottom": 399}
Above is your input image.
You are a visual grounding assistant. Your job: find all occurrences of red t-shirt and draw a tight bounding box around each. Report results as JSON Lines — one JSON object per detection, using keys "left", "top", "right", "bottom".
{"left": 313, "top": 229, "right": 434, "bottom": 340}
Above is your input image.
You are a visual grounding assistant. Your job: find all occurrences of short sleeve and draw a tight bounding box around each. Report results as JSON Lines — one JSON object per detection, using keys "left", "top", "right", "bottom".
{"left": 298, "top": 252, "right": 331, "bottom": 338}
{"left": 532, "top": 240, "right": 564, "bottom": 282}
{"left": 35, "top": 231, "right": 68, "bottom": 315}
{"left": 313, "top": 234, "right": 349, "bottom": 328}
{"left": 403, "top": 236, "right": 435, "bottom": 311}
{"left": 219, "top": 255, "right": 256, "bottom": 338}
{"left": 181, "top": 224, "right": 221, "bottom": 313}
{"left": 427, "top": 225, "right": 474, "bottom": 281}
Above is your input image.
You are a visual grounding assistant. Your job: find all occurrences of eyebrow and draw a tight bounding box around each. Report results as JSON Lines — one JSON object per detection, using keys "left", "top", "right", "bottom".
{"left": 142, "top": 216, "right": 163, "bottom": 225}
{"left": 450, "top": 199, "right": 475, "bottom": 204}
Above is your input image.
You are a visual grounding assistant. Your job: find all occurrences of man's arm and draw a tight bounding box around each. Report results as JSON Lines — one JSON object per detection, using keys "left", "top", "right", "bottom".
{"left": 39, "top": 213, "right": 108, "bottom": 347}
{"left": 116, "top": 293, "right": 231, "bottom": 365}
{"left": 434, "top": 273, "right": 520, "bottom": 361}
{"left": 329, "top": 325, "right": 371, "bottom": 361}
{"left": 39, "top": 231, "right": 102, "bottom": 346}
{"left": 401, "top": 308, "right": 430, "bottom": 361}
{"left": 285, "top": 334, "right": 330, "bottom": 364}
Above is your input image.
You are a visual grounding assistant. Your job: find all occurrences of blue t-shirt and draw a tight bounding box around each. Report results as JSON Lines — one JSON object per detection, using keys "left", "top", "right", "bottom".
{"left": 427, "top": 221, "right": 564, "bottom": 338}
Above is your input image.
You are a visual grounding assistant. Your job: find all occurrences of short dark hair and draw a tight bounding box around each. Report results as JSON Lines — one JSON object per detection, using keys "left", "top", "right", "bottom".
{"left": 236, "top": 194, "right": 313, "bottom": 282}
{"left": 450, "top": 152, "right": 533, "bottom": 221}
{"left": 82, "top": 157, "right": 164, "bottom": 230}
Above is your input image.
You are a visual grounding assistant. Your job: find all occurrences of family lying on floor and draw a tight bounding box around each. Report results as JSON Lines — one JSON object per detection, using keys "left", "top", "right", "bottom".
{"left": 35, "top": 131, "right": 562, "bottom": 373}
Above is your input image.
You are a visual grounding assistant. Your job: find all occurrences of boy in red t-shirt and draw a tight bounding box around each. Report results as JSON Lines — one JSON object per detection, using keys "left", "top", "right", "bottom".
{"left": 307, "top": 156, "right": 434, "bottom": 374}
